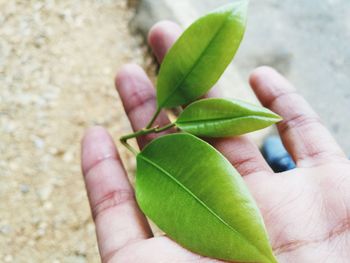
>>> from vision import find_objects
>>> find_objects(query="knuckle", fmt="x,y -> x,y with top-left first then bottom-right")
266,90 -> 296,109
278,113 -> 321,135
92,189 -> 135,221
126,88 -> 156,115
224,147 -> 262,175
231,155 -> 263,175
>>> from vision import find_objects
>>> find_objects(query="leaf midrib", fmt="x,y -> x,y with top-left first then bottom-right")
138,154 -> 269,261
159,12 -> 231,108
176,114 -> 279,125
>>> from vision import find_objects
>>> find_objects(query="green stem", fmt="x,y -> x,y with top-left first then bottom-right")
120,122 -> 176,155
154,122 -> 176,133
120,139 -> 138,156
146,107 -> 161,129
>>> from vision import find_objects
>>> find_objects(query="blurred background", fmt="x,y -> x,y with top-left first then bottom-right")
0,0 -> 349,262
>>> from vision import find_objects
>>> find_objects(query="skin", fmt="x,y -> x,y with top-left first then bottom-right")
80,21 -> 350,263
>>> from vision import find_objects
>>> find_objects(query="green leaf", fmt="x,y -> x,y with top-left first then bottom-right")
136,133 -> 276,263
156,1 -> 248,108
176,98 -> 282,137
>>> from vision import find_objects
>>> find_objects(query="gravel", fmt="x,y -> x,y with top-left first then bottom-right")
0,0 -> 154,261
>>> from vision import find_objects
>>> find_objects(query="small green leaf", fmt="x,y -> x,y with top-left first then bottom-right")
176,98 -> 282,137
156,1 -> 248,108
136,133 -> 276,263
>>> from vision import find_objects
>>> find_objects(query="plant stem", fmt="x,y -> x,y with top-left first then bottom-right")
120,139 -> 138,156
154,122 -> 176,133
146,107 -> 161,129
119,122 -> 175,154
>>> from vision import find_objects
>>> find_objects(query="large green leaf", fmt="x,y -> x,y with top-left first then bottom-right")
176,98 -> 282,137
136,133 -> 276,263
156,1 -> 248,108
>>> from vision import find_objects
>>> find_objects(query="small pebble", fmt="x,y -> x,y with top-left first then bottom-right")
63,151 -> 74,163
0,225 -> 12,235
43,201 -> 53,210
19,184 -> 30,194
32,136 -> 45,149
36,228 -> 46,237
37,185 -> 53,201
64,255 -> 86,263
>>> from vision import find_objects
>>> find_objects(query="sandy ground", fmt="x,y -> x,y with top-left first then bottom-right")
0,1 -> 154,262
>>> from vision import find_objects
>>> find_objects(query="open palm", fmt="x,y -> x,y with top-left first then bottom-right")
81,21 -> 350,263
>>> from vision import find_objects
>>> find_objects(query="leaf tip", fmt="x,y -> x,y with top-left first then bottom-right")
273,113 -> 283,123
216,0 -> 249,29
231,0 -> 250,15
265,108 -> 283,123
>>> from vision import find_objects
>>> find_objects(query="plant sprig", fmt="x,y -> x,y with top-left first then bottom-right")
120,122 -> 175,155
119,1 -> 279,262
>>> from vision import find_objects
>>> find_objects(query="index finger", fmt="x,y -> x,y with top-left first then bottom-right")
81,127 -> 152,262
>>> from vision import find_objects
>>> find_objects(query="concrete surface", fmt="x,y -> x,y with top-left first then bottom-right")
132,0 -> 350,153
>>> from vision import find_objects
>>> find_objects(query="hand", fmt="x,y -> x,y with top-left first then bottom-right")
81,21 -> 350,263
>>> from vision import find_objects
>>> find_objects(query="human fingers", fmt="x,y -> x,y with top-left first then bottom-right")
115,64 -> 174,149
210,137 -> 273,176
250,66 -> 347,167
81,127 -> 152,262
109,236 -> 223,263
148,20 -> 272,176
148,20 -> 182,63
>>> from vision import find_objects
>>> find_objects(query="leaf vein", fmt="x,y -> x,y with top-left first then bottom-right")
177,115 -> 279,125
159,13 -> 231,108
138,154 -> 267,259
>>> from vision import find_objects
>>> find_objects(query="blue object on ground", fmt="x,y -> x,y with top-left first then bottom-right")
262,135 -> 296,173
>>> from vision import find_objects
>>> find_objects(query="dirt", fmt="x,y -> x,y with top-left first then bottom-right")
0,1 -> 154,262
